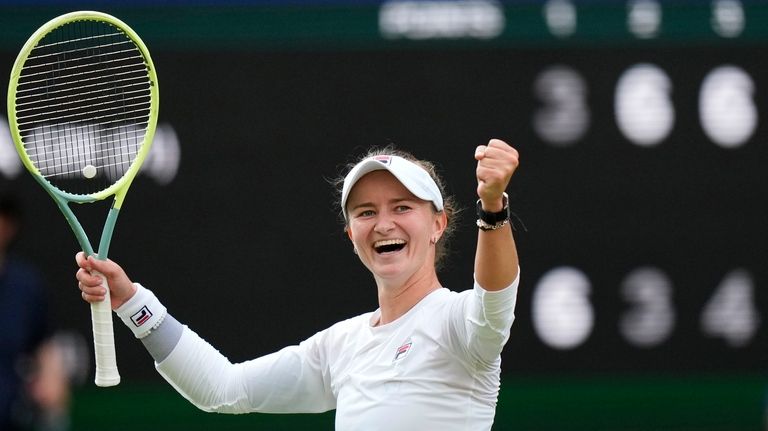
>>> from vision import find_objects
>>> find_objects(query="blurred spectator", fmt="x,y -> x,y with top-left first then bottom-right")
0,192 -> 72,431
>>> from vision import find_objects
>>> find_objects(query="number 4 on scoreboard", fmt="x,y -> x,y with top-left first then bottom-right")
700,269 -> 760,347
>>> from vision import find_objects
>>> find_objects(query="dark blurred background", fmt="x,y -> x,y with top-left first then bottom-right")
1,1 -> 766,430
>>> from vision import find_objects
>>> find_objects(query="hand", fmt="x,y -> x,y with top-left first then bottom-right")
475,139 -> 519,211
75,252 -> 136,310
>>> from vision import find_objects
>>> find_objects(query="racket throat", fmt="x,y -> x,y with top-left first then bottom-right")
96,207 -> 121,261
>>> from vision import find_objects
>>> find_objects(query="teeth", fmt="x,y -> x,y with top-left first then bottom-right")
374,239 -> 406,248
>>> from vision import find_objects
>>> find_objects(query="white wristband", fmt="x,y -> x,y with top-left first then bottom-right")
115,283 -> 167,339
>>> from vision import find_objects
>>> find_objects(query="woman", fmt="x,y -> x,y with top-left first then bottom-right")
76,138 -> 520,430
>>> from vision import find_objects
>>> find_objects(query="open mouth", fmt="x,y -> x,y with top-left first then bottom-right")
374,239 -> 407,254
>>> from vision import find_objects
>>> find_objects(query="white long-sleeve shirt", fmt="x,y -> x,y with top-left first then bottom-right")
151,274 -> 518,430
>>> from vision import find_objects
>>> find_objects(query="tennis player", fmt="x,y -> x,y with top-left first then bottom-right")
76,138 -> 520,430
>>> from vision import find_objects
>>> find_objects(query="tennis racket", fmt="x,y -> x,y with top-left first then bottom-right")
7,11 -> 159,387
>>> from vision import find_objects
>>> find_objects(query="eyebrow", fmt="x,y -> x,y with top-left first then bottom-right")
348,197 -> 418,213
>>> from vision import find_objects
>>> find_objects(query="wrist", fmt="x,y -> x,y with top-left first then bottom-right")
479,196 -> 505,212
112,283 -> 138,310
115,283 -> 167,339
476,192 -> 510,231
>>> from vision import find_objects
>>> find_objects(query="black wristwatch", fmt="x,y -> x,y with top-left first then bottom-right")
476,192 -> 510,231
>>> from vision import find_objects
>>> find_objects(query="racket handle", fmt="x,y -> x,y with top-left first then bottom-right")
90,270 -> 120,387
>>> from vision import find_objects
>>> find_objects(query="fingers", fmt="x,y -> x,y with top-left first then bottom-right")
76,252 -> 119,278
481,139 -> 518,165
76,264 -> 107,303
76,267 -> 101,286
75,254 -> 108,286
474,145 -> 487,161
74,252 -> 136,309
75,251 -> 89,269
79,280 -> 107,303
475,139 -> 516,160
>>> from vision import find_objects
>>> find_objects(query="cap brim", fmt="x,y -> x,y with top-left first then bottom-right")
341,156 -> 443,219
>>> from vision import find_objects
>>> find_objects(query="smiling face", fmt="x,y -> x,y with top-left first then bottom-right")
345,170 -> 447,288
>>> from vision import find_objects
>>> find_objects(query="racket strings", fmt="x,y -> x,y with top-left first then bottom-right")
16,65 -> 147,96
19,42 -> 136,70
15,80 -> 148,108
14,19 -> 152,195
31,31 -> 124,50
23,113 -> 150,138
25,141 -> 147,178
20,114 -> 149,175
23,126 -> 147,173
18,50 -> 142,83
17,96 -> 151,126
54,158 -> 145,179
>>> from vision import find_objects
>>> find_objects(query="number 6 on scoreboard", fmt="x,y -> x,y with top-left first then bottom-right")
7,11 -> 159,387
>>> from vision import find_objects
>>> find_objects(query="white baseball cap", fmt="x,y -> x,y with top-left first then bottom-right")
341,155 -> 444,220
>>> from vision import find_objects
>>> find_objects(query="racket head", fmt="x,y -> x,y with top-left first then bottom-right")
7,11 -> 159,208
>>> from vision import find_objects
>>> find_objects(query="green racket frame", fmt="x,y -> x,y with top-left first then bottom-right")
7,10 -> 159,387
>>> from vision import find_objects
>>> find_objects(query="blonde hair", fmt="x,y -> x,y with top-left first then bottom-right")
333,146 -> 461,270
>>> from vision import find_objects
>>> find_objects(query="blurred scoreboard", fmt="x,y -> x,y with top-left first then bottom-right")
0,0 -> 766,380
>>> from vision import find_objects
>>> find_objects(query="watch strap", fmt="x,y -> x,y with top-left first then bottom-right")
476,192 -> 510,224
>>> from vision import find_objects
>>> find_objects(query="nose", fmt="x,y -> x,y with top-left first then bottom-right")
374,214 -> 395,234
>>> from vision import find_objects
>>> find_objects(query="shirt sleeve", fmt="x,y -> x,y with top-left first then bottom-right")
449,268 -> 519,366
154,325 -> 336,414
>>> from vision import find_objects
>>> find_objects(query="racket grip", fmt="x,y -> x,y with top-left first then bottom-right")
90,271 -> 120,387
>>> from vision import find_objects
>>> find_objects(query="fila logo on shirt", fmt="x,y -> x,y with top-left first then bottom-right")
393,341 -> 413,362
130,306 -> 153,327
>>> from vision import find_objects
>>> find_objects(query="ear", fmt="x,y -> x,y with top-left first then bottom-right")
345,226 -> 353,242
432,210 -> 447,241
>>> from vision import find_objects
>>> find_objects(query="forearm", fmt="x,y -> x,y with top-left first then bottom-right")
472,269 -> 519,332
457,271 -> 519,364
474,197 -> 519,291
156,327 -> 336,414
140,313 -> 183,362
115,284 -> 334,414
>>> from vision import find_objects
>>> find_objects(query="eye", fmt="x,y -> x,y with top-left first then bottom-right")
356,209 -> 375,218
395,205 -> 412,213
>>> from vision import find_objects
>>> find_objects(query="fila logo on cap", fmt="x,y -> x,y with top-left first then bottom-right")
372,155 -> 392,165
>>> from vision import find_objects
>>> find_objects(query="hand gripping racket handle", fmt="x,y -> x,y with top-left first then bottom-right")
91,270 -> 120,387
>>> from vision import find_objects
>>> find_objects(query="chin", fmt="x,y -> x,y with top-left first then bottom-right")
370,264 -> 410,282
